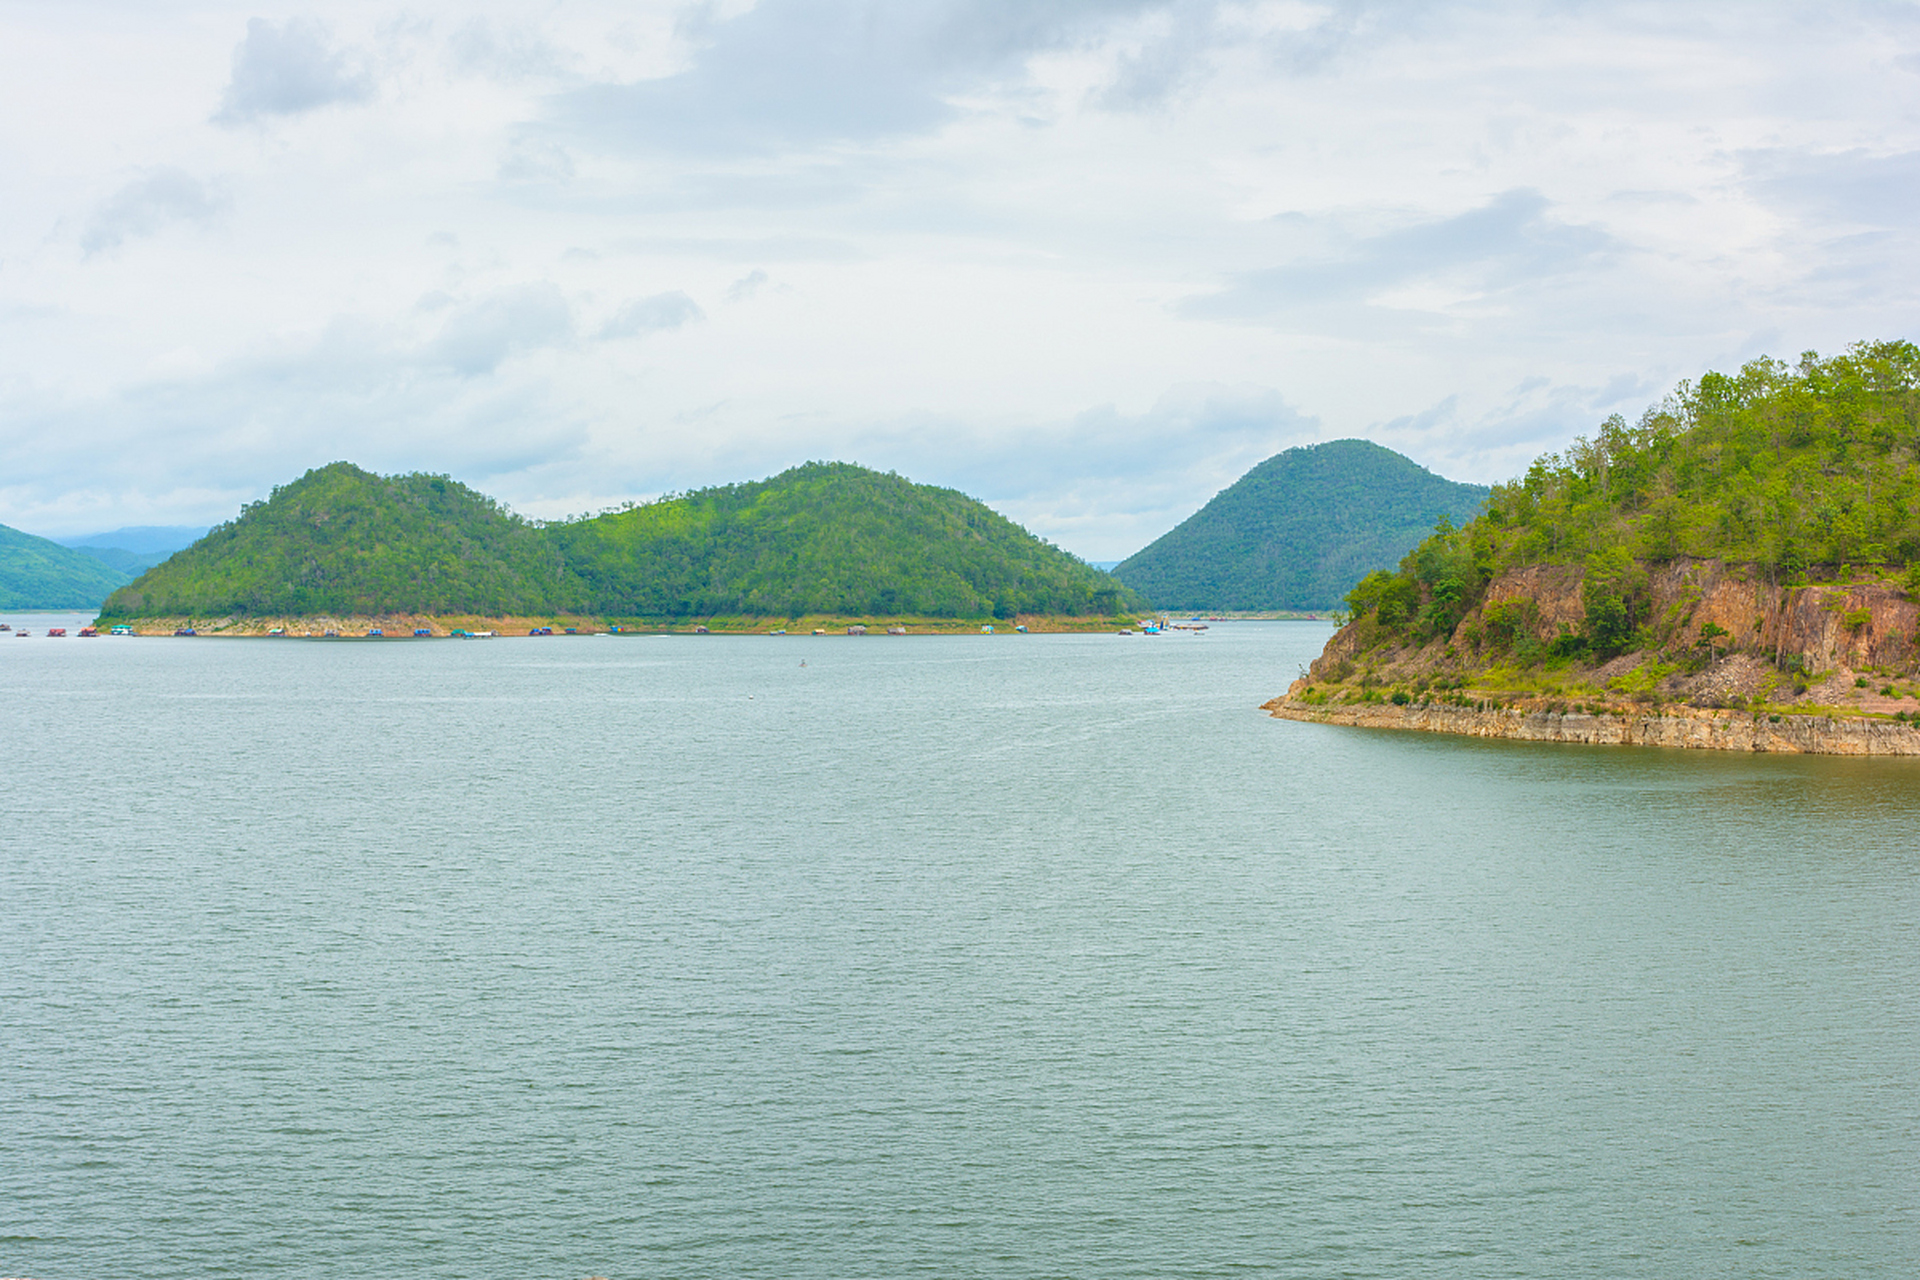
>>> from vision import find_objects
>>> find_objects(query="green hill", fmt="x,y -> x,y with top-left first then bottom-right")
100,459 -> 1145,622
101,463 -> 588,619
1111,439 -> 1490,610
1,523 -> 131,609
1342,339 -> 1920,657
548,461 -> 1142,619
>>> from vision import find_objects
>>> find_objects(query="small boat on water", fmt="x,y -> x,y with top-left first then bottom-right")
887,625 -> 906,635
110,625 -> 134,636
78,627 -> 97,637
267,627 -> 285,636
15,630 -> 30,637
47,627 -> 67,637
367,628 -> 384,637
173,627 -> 196,636
414,628 -> 432,637
529,626 -> 553,635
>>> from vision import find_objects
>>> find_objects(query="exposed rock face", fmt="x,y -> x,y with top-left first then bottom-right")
1263,697 -> 1920,756
1309,558 -> 1919,685
1277,557 -> 1920,755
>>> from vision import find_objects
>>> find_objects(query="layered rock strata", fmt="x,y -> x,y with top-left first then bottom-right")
1263,697 -> 1920,755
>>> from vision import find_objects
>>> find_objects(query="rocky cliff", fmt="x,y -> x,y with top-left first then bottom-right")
1270,558 -> 1920,754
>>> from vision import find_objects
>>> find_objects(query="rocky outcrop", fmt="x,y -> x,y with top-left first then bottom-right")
1279,557 -> 1920,754
1263,696 -> 1920,756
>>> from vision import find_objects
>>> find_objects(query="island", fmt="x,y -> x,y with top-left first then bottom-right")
97,460 -> 1147,635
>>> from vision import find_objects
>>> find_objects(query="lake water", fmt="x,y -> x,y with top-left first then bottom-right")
4,621 -> 1917,1279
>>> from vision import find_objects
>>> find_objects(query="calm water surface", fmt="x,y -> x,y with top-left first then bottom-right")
3,622 -> 1917,1279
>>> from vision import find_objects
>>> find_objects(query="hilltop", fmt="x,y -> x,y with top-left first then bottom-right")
549,462 -> 1138,620
1110,440 -> 1489,611
100,460 -> 1144,626
1267,340 -> 1920,753
1,523 -> 132,609
101,464 -> 588,620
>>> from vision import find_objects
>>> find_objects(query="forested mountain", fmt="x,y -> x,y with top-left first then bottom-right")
1111,440 -> 1490,610
548,462 -> 1140,618
1343,340 -> 1920,657
0,523 -> 132,608
101,463 -> 587,619
100,460 -> 1143,621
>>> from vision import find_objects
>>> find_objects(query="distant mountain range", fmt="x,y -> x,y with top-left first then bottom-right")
1110,440 -> 1490,611
55,526 -> 211,576
0,524 -> 209,609
101,461 -> 1144,622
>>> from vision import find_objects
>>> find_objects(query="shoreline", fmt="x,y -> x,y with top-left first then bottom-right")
90,611 -> 1148,637
1263,695 -> 1920,756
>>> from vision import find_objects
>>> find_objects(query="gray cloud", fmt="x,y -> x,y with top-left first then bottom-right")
499,136 -> 576,184
555,0 -> 1175,154
80,169 -> 227,256
1184,190 -> 1615,327
1742,147 -> 1920,228
447,17 -> 572,82
597,292 -> 705,339
725,270 -> 770,302
423,285 -> 575,374
214,16 -> 373,125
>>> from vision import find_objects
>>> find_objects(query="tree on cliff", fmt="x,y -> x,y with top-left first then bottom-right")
1343,339 -> 1920,656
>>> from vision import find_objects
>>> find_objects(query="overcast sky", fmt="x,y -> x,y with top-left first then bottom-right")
4,1 -> 1918,557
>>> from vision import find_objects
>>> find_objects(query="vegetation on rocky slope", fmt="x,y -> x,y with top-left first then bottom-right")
1111,439 -> 1489,611
1289,342 -> 1920,724
1341,340 -> 1920,662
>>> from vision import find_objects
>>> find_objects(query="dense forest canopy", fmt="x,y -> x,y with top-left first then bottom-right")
101,463 -> 588,618
550,462 -> 1141,618
101,460 -> 1143,621
1345,340 -> 1920,654
1111,439 -> 1489,611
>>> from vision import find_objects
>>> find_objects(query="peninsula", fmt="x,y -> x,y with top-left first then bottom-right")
1266,340 -> 1920,754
